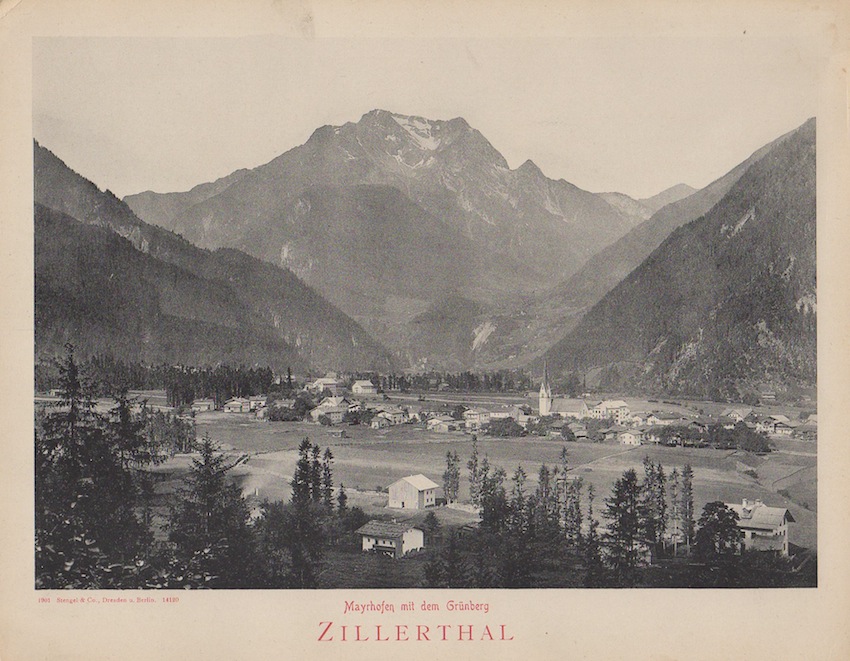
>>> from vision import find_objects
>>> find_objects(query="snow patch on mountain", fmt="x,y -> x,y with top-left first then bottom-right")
472,321 -> 497,351
391,114 -> 441,151
722,206 -> 755,237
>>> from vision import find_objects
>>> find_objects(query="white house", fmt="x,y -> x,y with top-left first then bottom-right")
355,520 -> 425,558
463,408 -> 491,431
191,399 -> 215,412
381,406 -> 408,425
725,498 -> 795,556
223,397 -> 250,413
351,380 -> 378,395
618,429 -> 644,446
388,474 -> 439,509
309,396 -> 352,422
646,411 -> 687,426
596,400 -> 631,423
308,373 -> 342,395
427,416 -> 458,433
310,405 -> 347,424
721,407 -> 754,423
753,416 -> 777,434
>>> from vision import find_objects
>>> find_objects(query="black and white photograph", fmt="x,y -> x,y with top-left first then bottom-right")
3,0 -> 850,658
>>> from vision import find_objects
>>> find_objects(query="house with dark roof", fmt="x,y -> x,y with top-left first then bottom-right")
793,422 -> 817,441
725,498 -> 795,556
771,419 -> 797,436
355,520 -> 424,558
568,422 -> 588,440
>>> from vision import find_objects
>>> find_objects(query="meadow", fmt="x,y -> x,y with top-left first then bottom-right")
185,409 -> 817,550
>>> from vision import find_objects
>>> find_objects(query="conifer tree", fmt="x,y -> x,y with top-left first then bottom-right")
337,483 -> 348,514
640,456 -> 667,557
680,464 -> 696,549
583,484 -> 605,587
36,345 -> 149,585
509,466 -> 528,535
668,467 -> 681,555
564,477 -> 584,549
321,448 -> 334,512
466,435 -> 481,506
424,531 -> 469,587
168,434 -> 254,587
310,444 -> 322,502
603,468 -> 645,585
443,450 -> 460,503
695,501 -> 741,559
291,437 -> 313,505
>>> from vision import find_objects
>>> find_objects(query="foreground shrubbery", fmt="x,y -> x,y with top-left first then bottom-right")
35,347 -> 366,589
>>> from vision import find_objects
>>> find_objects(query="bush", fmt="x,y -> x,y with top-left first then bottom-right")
487,417 -> 526,437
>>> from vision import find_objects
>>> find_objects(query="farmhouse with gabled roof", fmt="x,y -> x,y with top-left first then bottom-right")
725,498 -> 795,556
388,474 -> 439,509
355,520 -> 424,558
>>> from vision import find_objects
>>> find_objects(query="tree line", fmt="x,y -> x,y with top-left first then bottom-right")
428,438 -> 804,587
36,353 -> 276,409
35,345 -> 365,589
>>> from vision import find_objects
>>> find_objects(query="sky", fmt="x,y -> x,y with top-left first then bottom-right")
32,34 -> 821,199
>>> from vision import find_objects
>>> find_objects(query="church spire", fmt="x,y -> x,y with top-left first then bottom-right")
539,360 -> 552,416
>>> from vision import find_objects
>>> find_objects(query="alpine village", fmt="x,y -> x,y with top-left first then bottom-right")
35,110 -> 816,589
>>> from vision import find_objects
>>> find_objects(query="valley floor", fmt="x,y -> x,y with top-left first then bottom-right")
152,401 -> 817,551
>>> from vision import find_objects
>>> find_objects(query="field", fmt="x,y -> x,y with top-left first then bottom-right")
174,407 -> 817,550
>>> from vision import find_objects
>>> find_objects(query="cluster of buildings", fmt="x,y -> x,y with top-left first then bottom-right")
353,474 -> 797,559
535,367 -> 816,445
188,373 -> 383,420
307,394 -> 413,428
354,474 -> 439,558
720,407 -> 816,438
189,368 -> 815,445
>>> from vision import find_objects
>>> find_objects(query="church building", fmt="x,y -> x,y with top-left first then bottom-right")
538,363 -> 590,418
539,362 -> 553,416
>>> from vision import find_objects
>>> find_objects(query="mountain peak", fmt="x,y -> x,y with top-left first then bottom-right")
388,113 -> 442,150
517,159 -> 544,176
